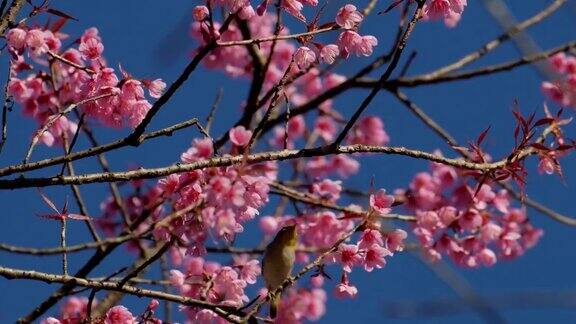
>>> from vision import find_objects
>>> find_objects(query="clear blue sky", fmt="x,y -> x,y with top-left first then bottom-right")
0,1 -> 575,323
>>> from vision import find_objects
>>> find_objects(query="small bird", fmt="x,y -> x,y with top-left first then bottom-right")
262,224 -> 298,319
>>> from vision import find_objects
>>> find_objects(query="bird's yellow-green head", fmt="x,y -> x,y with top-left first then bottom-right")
275,224 -> 298,247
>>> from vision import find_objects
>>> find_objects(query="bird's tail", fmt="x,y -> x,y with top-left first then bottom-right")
269,292 -> 280,319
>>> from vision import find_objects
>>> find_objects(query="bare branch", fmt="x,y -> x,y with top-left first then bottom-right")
0,144 -> 538,189
0,266 -> 242,322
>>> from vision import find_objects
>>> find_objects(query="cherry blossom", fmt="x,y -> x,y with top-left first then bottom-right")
542,52 -> 576,108
294,46 -> 316,70
370,189 -> 395,215
335,4 -> 363,29
403,161 -> 544,267
229,125 -> 253,146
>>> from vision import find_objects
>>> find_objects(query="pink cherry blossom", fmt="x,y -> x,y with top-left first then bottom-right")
6,28 -> 27,50
330,155 -> 360,178
480,223 -> 503,242
538,155 -> 556,175
311,179 -> 342,201
349,116 -> 389,145
335,4 -> 363,29
424,0 -> 467,27
320,44 -> 340,64
358,229 -> 384,249
79,37 -> 104,60
169,269 -> 186,286
337,30 -> 378,57
26,29 -> 48,54
357,35 -> 378,56
363,244 -> 392,272
370,189 -> 394,215
259,215 -> 280,235
315,115 -> 337,141
550,52 -> 567,73
294,46 -> 316,70
336,244 -> 362,272
233,255 -> 261,284
281,0 -> 306,21
105,306 -> 135,324
475,249 -> 495,267
229,125 -> 253,146
334,273 -> 358,299
143,79 -> 166,98
386,229 -> 407,252
403,160 -> 542,268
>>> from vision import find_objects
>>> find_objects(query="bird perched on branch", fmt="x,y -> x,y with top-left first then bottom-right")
262,224 -> 298,319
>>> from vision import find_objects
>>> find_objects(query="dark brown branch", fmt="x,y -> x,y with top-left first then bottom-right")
0,118 -> 203,177
413,0 -> 566,80
356,41 -> 576,88
0,62 -> 12,154
333,1 -> 425,145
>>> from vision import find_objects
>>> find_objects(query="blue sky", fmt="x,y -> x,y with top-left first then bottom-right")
0,0 -> 575,323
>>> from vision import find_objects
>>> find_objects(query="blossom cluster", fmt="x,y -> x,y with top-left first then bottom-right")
5,25 -> 165,147
158,137 -> 276,251
190,3 -> 377,90
542,52 -> 576,108
192,2 -> 377,71
399,160 -> 543,267
168,253 -> 260,322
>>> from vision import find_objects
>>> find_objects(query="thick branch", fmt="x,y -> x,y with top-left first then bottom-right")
0,266 -> 241,322
0,144 -> 536,189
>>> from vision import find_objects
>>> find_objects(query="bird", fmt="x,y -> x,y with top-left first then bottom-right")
262,224 -> 298,319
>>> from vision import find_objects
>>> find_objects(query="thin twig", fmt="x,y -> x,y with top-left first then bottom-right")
23,92 -> 116,164
60,218 -> 67,276
205,88 -> 223,135
47,50 -> 95,74
270,181 -> 415,222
